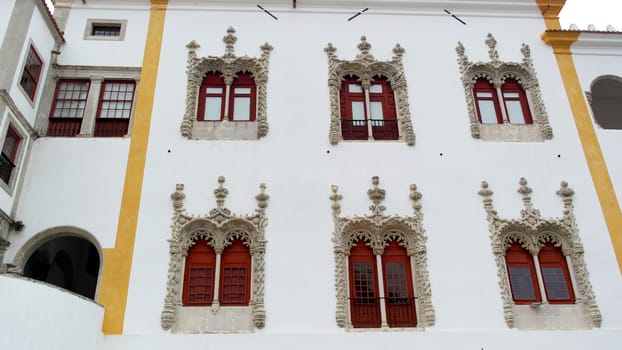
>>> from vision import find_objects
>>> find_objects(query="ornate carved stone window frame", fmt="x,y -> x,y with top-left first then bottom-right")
181,27 -> 272,140
161,177 -> 269,332
456,34 -> 553,141
478,178 -> 601,329
330,177 -> 434,329
325,36 -> 415,146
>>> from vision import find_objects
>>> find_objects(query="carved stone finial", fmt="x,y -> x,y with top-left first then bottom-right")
358,36 -> 371,55
556,180 -> 575,212
324,42 -> 337,58
186,40 -> 200,58
517,177 -> 534,208
456,41 -> 465,58
260,42 -> 273,55
521,43 -> 531,60
409,184 -> 422,212
330,185 -> 342,217
223,26 -> 237,58
255,183 -> 269,211
478,181 -> 493,197
214,176 -> 229,209
171,184 -> 186,211
367,176 -> 386,216
485,33 -> 499,62
392,44 -> 405,60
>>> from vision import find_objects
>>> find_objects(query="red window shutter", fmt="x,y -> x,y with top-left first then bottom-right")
505,243 -> 541,304
348,240 -> 381,328
220,239 -> 251,305
501,79 -> 533,124
183,239 -> 216,306
473,78 -> 503,124
197,73 -> 226,121
339,76 -> 368,140
369,76 -> 398,140
229,72 -> 257,121
538,243 -> 575,304
382,240 -> 416,327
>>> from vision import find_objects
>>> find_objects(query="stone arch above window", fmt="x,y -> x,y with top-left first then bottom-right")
181,27 -> 273,140
478,178 -> 601,329
330,177 -> 434,330
456,33 -> 552,142
588,75 -> 622,129
161,177 -> 269,333
324,36 -> 415,146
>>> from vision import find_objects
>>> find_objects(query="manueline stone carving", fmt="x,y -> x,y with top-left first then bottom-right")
330,177 -> 434,329
181,27 -> 272,140
161,177 -> 269,331
478,178 -> 601,328
325,37 -> 415,146
456,33 -> 553,140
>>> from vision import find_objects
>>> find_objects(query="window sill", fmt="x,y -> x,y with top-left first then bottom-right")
512,303 -> 592,329
345,325 -> 424,332
478,123 -> 544,142
172,305 -> 254,333
190,120 -> 258,140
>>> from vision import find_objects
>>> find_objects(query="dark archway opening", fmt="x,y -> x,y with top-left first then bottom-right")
23,236 -> 100,299
591,77 -> 622,129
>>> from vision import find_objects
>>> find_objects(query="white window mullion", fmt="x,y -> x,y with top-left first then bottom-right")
532,255 -> 548,303
212,252 -> 222,307
223,85 -> 231,121
565,255 -> 579,300
496,86 -> 509,123
364,88 -> 373,140
375,254 -> 388,328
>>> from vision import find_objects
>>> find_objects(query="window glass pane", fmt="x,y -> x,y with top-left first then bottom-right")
232,97 -> 251,121
234,88 -> 251,94
206,88 -> 222,94
221,267 -> 247,303
353,262 -> 375,302
503,92 -> 520,98
370,102 -> 384,119
204,97 -> 222,121
349,84 -> 363,93
542,267 -> 570,300
505,100 -> 526,124
187,267 -> 213,303
508,267 -> 536,299
351,101 -> 365,120
477,100 -> 499,124
385,262 -> 408,301
476,92 -> 493,98
369,84 -> 383,93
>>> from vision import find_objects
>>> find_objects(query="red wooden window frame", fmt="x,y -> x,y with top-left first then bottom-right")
369,76 -> 398,140
473,78 -> 503,124
339,76 -> 368,140
197,73 -> 226,121
47,79 -> 90,137
538,243 -> 575,304
348,240 -> 381,328
20,45 -> 43,101
229,72 -> 257,121
501,79 -> 533,124
94,80 -> 135,137
505,243 -> 541,304
0,126 -> 21,185
183,239 -> 216,306
219,239 -> 251,306
382,240 -> 416,327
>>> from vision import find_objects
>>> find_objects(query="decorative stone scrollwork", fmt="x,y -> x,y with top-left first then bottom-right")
330,177 -> 434,329
478,178 -> 601,329
325,37 -> 415,146
456,33 -> 553,141
161,177 -> 269,331
181,27 -> 272,140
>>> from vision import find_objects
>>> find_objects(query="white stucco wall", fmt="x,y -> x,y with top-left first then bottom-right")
0,0 -> 16,43
0,275 -> 104,350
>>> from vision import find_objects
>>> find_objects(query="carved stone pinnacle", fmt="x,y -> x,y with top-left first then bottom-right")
214,176 -> 229,209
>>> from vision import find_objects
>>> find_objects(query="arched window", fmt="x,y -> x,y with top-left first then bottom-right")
538,243 -> 575,304
182,239 -> 216,306
220,239 -> 251,305
505,243 -> 541,304
501,79 -> 532,124
473,78 -> 502,124
590,77 -> 622,129
348,240 -> 380,328
229,73 -> 256,121
197,73 -> 226,121
382,240 -> 416,327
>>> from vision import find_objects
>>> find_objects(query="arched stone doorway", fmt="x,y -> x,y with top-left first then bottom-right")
14,227 -> 102,300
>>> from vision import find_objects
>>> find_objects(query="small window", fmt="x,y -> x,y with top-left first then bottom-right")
47,79 -> 90,137
19,45 -> 43,101
92,24 -> 121,37
84,19 -> 127,41
0,126 -> 21,185
94,80 -> 135,137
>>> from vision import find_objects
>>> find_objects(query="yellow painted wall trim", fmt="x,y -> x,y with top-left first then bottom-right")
99,0 -> 168,334
541,27 -> 622,272
535,0 -> 565,29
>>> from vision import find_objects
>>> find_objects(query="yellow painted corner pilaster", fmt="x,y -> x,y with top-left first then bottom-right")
99,0 -> 168,334
541,29 -> 622,273
535,0 -> 565,29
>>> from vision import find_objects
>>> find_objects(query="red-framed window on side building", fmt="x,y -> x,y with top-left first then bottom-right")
19,45 -> 43,101
0,126 -> 21,185
47,79 -> 90,137
94,81 -> 135,137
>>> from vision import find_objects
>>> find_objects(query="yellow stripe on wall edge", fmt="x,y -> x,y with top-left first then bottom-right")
537,0 -> 622,273
99,0 -> 168,334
